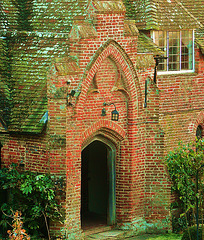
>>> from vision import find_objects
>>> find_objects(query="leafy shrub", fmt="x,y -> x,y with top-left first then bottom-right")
181,226 -> 202,240
165,139 -> 204,232
0,164 -> 65,238
172,214 -> 187,233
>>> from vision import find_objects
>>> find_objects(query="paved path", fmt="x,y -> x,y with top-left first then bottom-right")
126,234 -> 161,239
85,230 -> 165,240
85,230 -> 182,240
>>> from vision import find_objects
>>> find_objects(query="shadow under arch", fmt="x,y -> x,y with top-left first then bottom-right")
76,39 -> 142,118
81,134 -> 118,229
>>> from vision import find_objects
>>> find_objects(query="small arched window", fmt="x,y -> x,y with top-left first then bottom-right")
196,125 -> 203,140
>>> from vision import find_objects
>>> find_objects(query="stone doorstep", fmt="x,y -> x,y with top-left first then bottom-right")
84,226 -> 113,236
84,229 -> 135,240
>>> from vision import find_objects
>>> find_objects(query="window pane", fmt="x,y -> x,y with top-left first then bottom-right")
168,32 -> 180,71
154,31 -> 167,71
181,30 -> 193,70
153,30 -> 194,72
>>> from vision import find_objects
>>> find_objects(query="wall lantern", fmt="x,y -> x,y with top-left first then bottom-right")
102,102 -> 119,121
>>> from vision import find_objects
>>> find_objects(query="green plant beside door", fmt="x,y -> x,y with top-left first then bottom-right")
165,139 -> 204,239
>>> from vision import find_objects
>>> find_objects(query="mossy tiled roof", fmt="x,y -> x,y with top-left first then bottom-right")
0,0 -> 87,133
195,28 -> 204,54
124,0 -> 201,30
7,34 -> 70,133
179,0 -> 204,26
1,0 -> 88,32
31,0 -> 88,33
91,0 -> 126,13
0,0 -> 204,133
124,20 -> 139,36
137,32 -> 164,55
0,80 -> 10,130
0,38 -> 10,130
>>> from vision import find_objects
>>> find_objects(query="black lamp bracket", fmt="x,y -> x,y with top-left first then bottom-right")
103,102 -> 117,110
153,55 -> 168,84
67,89 -> 80,106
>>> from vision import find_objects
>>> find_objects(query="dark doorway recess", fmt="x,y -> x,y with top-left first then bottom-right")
81,140 -> 109,229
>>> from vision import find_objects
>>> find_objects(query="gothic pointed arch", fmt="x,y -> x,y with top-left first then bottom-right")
76,39 -> 142,119
81,119 -> 126,149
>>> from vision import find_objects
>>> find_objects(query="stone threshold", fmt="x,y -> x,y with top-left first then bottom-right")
84,228 -> 135,240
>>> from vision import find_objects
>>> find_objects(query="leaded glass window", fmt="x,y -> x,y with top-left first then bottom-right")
153,30 -> 194,72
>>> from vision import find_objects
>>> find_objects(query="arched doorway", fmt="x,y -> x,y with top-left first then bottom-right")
81,140 -> 116,229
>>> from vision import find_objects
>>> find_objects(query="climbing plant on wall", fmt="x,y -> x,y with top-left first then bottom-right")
165,139 -> 204,232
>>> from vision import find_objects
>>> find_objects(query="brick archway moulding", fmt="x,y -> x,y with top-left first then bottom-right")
81,119 -> 126,148
76,39 -> 142,118
189,110 -> 204,135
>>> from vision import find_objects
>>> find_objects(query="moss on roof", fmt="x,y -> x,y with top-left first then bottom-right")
123,0 -> 201,30
0,80 -> 11,129
137,32 -> 164,55
195,28 -> 204,54
31,0 -> 88,33
7,33 -> 70,133
0,38 -> 8,78
91,0 -> 126,13
0,38 -> 10,129
0,0 -> 88,133
179,0 -> 204,26
0,0 -> 204,133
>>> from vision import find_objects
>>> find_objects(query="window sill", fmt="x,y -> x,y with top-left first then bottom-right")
157,70 -> 195,75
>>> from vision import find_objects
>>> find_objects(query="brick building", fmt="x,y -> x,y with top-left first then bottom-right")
0,0 -> 204,239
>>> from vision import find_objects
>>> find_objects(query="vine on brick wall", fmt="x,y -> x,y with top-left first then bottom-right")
165,139 -> 204,232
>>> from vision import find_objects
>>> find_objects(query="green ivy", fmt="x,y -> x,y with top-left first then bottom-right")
165,139 -> 204,232
0,164 -> 65,238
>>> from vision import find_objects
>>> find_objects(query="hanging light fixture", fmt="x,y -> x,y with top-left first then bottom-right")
102,102 -> 119,121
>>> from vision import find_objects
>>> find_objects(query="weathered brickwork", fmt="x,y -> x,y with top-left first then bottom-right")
47,6 -> 170,238
157,48 -> 204,154
0,133 -> 48,173
0,0 -> 204,239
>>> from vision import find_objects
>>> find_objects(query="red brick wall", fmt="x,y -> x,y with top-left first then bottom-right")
0,133 -> 48,173
4,5 -> 204,239
59,10 -> 171,237
157,47 -> 204,154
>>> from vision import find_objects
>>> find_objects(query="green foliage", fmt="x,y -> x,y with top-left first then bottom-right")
181,226 -> 202,240
172,214 -> 187,233
0,164 -> 65,238
165,139 -> 204,231
150,233 -> 182,240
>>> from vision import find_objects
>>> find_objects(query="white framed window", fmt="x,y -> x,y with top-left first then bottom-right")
153,30 -> 194,74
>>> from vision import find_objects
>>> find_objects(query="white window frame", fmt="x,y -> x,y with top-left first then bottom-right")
152,30 -> 195,75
